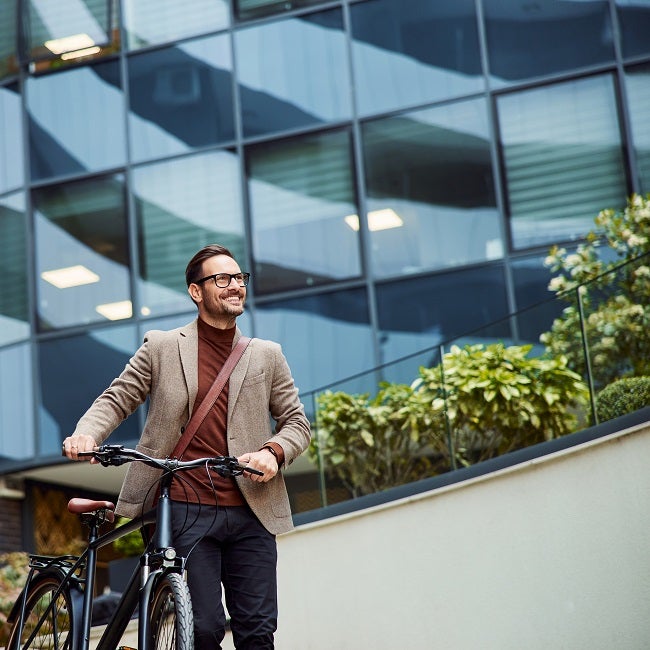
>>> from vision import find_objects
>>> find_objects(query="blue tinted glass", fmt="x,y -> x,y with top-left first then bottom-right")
254,288 -> 373,397
124,0 -> 230,50
247,130 -> 361,294
33,175 -> 131,330
0,83 -> 23,193
361,98 -> 501,279
236,9 -> 352,137
498,75 -> 627,250
376,265 -> 510,363
625,63 -> 650,193
128,35 -> 235,163
27,61 -> 126,181
235,0 -> 322,21
484,0 -> 614,88
616,0 -> 650,58
133,151 -> 246,317
39,325 -> 141,454
0,343 -> 35,460
350,0 -> 483,117
0,191 -> 29,345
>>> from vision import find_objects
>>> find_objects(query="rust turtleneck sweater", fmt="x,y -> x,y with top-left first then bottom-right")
169,318 -> 245,506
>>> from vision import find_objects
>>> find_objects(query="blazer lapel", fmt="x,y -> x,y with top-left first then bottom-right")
178,320 -> 199,414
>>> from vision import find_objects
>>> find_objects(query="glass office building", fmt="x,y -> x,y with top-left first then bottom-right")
1,0 -> 649,472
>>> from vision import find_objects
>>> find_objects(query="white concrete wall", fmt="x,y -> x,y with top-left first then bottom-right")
273,421 -> 650,650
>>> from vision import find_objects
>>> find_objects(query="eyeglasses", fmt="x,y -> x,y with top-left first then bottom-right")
195,272 -> 251,288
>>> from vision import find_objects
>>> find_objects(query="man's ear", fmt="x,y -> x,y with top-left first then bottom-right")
188,283 -> 202,303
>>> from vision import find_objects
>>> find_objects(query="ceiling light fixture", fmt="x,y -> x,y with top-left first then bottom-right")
44,33 -> 96,55
345,208 -> 404,232
41,265 -> 100,289
96,300 -> 133,321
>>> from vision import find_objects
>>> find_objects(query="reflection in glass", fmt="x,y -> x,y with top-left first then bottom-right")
0,1 -> 18,79
0,343 -> 34,459
0,84 -> 24,193
33,175 -> 131,330
254,288 -> 373,401
124,0 -> 229,50
498,75 -> 627,250
134,151 -> 245,317
38,325 -> 141,454
128,35 -> 235,163
26,0 -> 119,69
625,64 -> 650,194
350,0 -> 483,117
484,0 -> 614,87
0,191 -> 29,345
361,99 -> 501,279
235,9 -> 351,137
235,0 -> 322,21
27,61 -> 126,181
247,130 -> 361,294
376,265 -> 510,364
616,0 -> 650,59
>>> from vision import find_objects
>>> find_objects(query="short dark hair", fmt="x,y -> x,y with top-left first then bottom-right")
185,244 -> 236,287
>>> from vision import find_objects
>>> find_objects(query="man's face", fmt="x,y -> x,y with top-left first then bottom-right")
190,254 -> 246,326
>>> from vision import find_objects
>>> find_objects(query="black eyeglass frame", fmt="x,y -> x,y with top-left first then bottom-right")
194,272 -> 251,288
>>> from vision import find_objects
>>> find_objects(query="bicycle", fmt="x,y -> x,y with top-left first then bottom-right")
5,444 -> 263,650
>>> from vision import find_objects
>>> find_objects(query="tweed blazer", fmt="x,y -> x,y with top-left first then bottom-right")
72,320 -> 311,535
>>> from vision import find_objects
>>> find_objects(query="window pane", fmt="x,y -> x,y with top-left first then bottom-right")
128,35 -> 234,163
247,130 -> 360,294
124,0 -> 229,50
27,61 -> 126,181
134,151 -> 245,317
235,0 -> 322,21
376,265 -> 510,363
361,98 -> 501,279
235,9 -> 352,138
0,191 -> 29,345
26,0 -> 120,70
0,1 -> 19,80
625,63 -> 650,194
0,343 -> 35,460
497,75 -> 628,250
33,175 -> 131,330
484,0 -> 614,87
616,0 -> 650,59
350,0 -> 483,117
39,326 -> 141,454
255,288 -> 373,398
0,83 -> 23,193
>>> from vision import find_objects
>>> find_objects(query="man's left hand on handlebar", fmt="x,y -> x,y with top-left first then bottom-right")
62,435 -> 99,463
237,449 -> 278,483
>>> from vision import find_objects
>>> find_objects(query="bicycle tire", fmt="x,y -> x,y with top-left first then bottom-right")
148,572 -> 193,650
6,574 -> 73,650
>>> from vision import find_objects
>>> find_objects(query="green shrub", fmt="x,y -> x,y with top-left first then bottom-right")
112,517 -> 145,557
596,376 -> 650,422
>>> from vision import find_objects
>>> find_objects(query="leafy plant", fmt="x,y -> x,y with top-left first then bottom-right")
596,376 -> 650,423
309,382 -> 448,498
311,343 -> 589,495
415,343 -> 589,466
112,517 -> 145,557
0,552 -> 29,646
542,194 -> 650,389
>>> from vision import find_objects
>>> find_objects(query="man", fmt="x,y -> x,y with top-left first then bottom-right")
62,244 -> 311,649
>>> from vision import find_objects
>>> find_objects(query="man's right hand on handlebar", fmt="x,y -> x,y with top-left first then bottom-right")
62,435 -> 99,463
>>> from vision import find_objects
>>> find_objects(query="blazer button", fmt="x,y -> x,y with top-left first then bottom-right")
180,426 -> 185,433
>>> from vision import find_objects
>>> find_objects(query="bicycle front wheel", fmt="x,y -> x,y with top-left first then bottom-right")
148,572 -> 193,650
6,574 -> 73,650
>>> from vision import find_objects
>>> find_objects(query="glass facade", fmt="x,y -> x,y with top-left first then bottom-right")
1,0 -> 649,464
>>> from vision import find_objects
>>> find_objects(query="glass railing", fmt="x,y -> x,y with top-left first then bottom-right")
293,251 -> 650,514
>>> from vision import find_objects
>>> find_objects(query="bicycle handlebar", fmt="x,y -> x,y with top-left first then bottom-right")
77,444 -> 264,477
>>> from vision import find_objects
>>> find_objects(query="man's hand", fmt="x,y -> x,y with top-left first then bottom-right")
237,449 -> 279,483
62,435 -> 98,463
